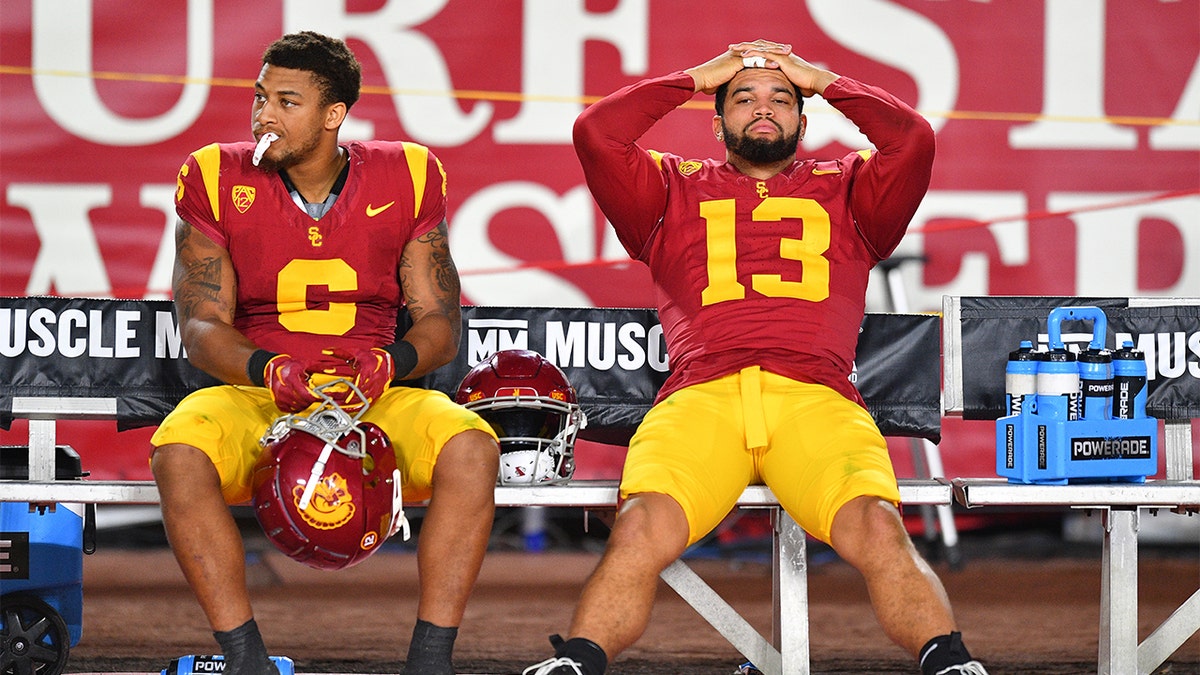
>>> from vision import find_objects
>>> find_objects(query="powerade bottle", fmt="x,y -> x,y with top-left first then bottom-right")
1078,348 -> 1113,420
1037,347 -> 1079,420
1112,341 -> 1147,419
1005,340 -> 1040,416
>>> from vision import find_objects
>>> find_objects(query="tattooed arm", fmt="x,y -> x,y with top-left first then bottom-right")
172,218 -> 260,384
397,220 -> 463,379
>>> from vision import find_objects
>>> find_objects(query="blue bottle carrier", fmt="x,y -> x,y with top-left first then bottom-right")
1,444 -> 91,675
996,306 -> 1158,484
162,654 -> 296,675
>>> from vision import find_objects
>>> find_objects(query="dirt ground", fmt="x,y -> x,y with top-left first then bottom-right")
49,506 -> 1200,675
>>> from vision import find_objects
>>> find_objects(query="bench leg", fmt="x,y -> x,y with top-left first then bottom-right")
1099,507 -> 1138,675
27,419 -> 58,481
774,509 -> 811,675
657,506 -> 813,675
911,439 -> 962,568
659,559 -> 782,674
1139,588 -> 1200,674
1164,419 -> 1195,481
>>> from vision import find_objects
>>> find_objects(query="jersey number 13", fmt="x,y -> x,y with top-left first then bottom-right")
699,197 -> 831,306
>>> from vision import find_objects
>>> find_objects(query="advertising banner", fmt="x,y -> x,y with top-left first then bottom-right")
951,296 -> 1200,420
1,297 -> 941,442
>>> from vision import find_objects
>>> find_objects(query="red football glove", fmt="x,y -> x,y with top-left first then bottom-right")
322,347 -> 395,406
263,354 -> 320,413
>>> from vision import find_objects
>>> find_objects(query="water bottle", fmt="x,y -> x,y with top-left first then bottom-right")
1077,348 -> 1113,420
1005,340 -> 1041,416
1112,341 -> 1147,419
1037,347 -> 1079,420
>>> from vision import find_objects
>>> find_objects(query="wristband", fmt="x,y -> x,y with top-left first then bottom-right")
383,341 -> 419,381
246,349 -> 279,387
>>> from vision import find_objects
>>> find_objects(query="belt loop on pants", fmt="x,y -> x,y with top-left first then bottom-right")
739,366 -> 768,450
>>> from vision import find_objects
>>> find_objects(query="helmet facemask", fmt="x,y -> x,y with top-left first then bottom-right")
466,393 -> 584,485
454,349 -> 587,486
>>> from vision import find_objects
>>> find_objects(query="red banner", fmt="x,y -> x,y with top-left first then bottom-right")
2,1 -> 1197,481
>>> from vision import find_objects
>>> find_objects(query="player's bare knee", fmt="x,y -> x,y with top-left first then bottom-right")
151,444 -> 211,483
609,494 -> 688,559
831,496 -> 910,566
434,430 -> 500,488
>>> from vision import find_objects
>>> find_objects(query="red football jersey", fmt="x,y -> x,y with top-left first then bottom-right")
574,72 -> 935,405
174,140 -> 447,363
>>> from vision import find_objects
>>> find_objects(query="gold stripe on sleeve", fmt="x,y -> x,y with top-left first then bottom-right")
401,142 -> 429,219
192,143 -> 223,222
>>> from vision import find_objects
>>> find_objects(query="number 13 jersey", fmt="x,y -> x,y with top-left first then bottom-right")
574,72 -> 935,406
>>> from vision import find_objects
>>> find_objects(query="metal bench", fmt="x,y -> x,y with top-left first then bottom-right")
0,298 -> 953,675
0,395 -> 950,675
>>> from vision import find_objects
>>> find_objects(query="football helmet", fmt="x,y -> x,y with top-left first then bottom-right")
251,380 -> 409,571
455,349 -> 586,485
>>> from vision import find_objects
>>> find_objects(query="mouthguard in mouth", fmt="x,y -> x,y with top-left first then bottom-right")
252,132 -> 279,166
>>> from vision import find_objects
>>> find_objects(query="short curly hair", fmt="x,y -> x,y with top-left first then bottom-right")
261,31 -> 361,109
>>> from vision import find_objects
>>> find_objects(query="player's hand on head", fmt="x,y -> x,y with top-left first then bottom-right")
689,40 -> 796,94
726,40 -> 836,97
687,41 -> 767,94
731,40 -> 793,70
732,39 -> 793,61
263,354 -> 321,413
774,52 -> 838,97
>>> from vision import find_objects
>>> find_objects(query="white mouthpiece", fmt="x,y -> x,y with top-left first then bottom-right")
252,133 -> 279,166
742,56 -> 767,68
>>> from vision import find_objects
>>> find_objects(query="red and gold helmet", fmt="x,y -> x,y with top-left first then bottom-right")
455,349 -> 585,486
251,381 -> 409,570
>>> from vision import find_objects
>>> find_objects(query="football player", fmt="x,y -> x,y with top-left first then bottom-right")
150,31 -> 499,675
524,40 -> 987,675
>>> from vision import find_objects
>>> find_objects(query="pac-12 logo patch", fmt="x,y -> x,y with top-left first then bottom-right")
232,185 -> 256,214
361,531 -> 380,550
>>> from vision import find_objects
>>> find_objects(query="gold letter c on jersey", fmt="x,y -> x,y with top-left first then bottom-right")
276,259 -> 358,335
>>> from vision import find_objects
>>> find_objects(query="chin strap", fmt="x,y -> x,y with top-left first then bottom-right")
387,468 -> 411,541
297,441 -> 336,511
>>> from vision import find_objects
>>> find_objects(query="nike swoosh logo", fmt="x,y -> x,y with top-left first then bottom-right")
366,201 -> 395,217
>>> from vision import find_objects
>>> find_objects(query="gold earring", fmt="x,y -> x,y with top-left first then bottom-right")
716,132 -> 724,140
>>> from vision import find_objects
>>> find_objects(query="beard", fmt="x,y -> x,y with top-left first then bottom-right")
253,131 -> 320,174
722,120 -> 801,165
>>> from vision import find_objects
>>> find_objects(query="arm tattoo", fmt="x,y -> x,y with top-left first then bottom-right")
173,220 -> 233,323
420,222 -> 462,302
402,221 -> 462,342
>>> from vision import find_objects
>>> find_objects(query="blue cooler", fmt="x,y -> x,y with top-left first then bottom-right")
1,444 -> 89,674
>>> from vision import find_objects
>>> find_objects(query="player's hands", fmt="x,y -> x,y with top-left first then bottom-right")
687,40 -> 793,94
731,39 -> 793,65
263,354 -> 320,413
321,347 -> 395,406
763,51 -> 838,98
736,40 -> 838,97
688,40 -> 836,98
